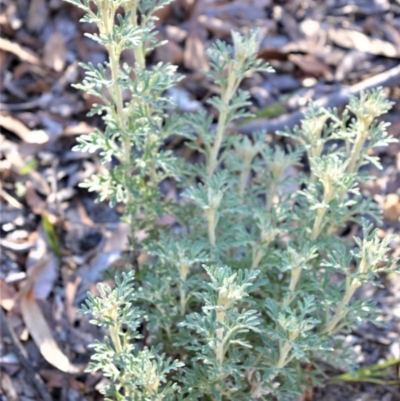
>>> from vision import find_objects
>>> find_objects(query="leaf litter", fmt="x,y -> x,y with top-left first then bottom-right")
0,0 -> 399,400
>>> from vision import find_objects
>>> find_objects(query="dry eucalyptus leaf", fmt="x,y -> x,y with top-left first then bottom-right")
154,39 -> 183,65
288,54 -> 329,77
184,1 -> 209,71
328,28 -> 400,58
335,50 -> 372,81
198,15 -> 236,38
25,225 -> 58,299
0,114 -> 49,144
383,194 -> 400,222
0,38 -> 40,65
21,290 -> 84,374
0,279 -> 17,311
25,183 -> 47,215
102,222 -> 130,253
43,31 -> 67,72
27,0 -> 48,33
184,33 -> 209,71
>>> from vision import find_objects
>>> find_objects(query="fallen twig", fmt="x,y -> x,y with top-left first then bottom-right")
239,64 -> 400,134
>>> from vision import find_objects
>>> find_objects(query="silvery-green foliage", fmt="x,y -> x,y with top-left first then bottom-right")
66,0 -> 184,233
67,0 -> 399,400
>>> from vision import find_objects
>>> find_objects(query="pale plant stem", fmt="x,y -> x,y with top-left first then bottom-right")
206,65 -> 241,256
179,284 -> 186,316
311,207 -> 326,240
164,325 -> 172,343
251,248 -> 264,270
102,4 -> 125,132
323,260 -> 366,334
207,209 -> 216,247
110,326 -> 123,353
102,1 -> 152,239
266,180 -> 277,212
178,260 -> 189,316
208,108 -> 229,177
127,0 -> 145,69
238,163 -> 251,200
216,308 -> 226,364
207,65 -> 239,177
154,303 -> 172,342
285,200 -> 326,305
277,340 -> 292,368
288,267 -> 302,292
108,50 -> 129,157
322,282 -> 358,334
102,5 -> 136,223
347,128 -> 365,176
284,202 -> 324,305
282,267 -> 302,306
337,124 -> 366,204
106,305 -> 123,353
263,338 -> 293,385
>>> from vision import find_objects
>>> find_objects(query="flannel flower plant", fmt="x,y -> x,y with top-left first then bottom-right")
66,0 -> 399,400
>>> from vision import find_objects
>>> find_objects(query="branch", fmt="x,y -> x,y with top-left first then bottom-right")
239,64 -> 400,134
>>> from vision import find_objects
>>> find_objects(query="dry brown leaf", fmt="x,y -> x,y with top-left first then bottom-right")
25,182 -> 47,215
383,194 -> 400,222
300,19 -> 321,38
79,251 -> 123,284
21,290 -> 84,374
27,0 -> 48,33
280,7 -> 302,42
0,371 -> 19,401
257,47 -> 288,61
328,28 -> 400,58
154,38 -> 184,65
184,33 -> 209,71
0,279 -> 17,311
165,25 -> 188,42
184,2 -> 209,71
103,223 -> 130,253
0,50 -> 9,70
0,113 -> 49,144
64,275 -> 82,325
67,161 -> 96,189
25,78 -> 51,94
43,31 -> 67,72
382,22 -> 400,48
153,0 -> 172,25
0,113 -> 29,138
75,198 -> 95,227
0,187 -> 24,209
198,15 -> 235,38
335,50 -> 372,81
288,54 -> 329,77
0,37 -> 40,65
63,121 -> 95,136
25,225 -> 58,300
